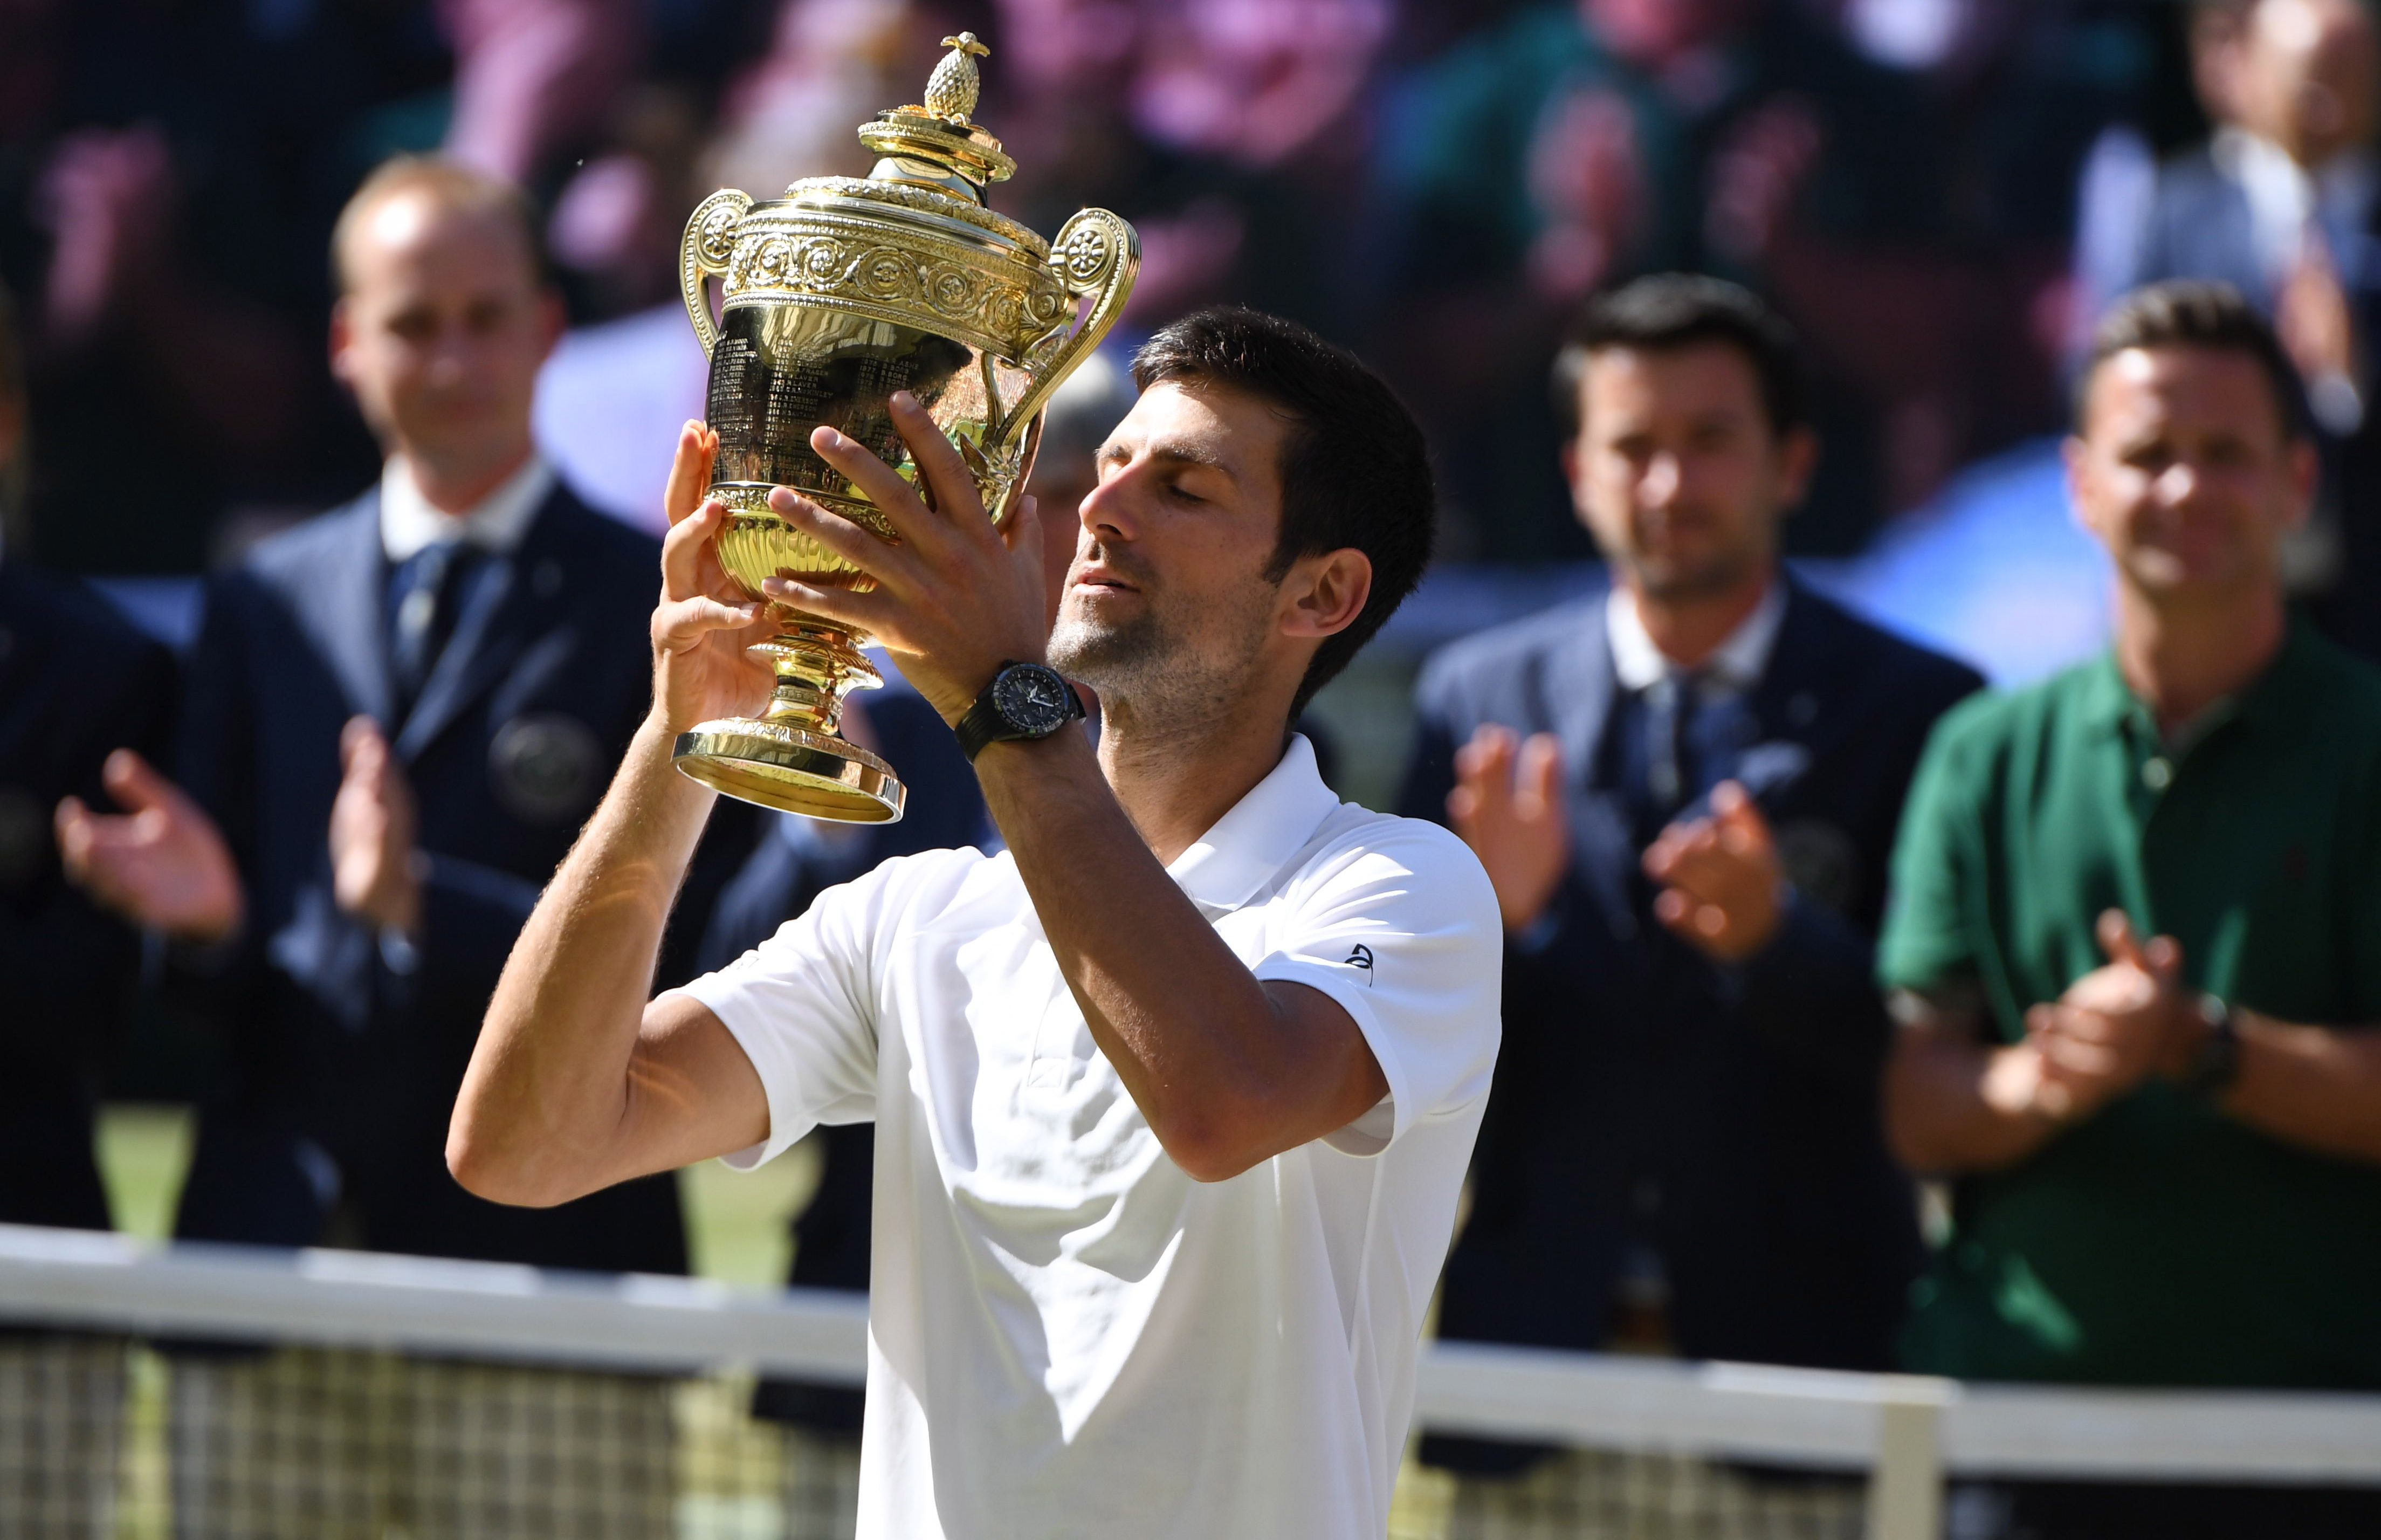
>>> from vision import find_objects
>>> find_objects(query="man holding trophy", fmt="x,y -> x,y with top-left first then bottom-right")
451,39 -> 1505,1509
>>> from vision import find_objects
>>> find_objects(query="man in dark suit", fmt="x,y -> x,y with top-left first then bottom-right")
59,156 -> 746,1538
0,279 -> 168,1540
1401,277 -> 1980,1499
0,281 -> 174,1238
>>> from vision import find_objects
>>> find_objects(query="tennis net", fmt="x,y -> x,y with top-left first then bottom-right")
6,1222 -> 2381,1540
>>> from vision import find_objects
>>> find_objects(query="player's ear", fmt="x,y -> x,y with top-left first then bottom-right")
1280,548 -> 1371,641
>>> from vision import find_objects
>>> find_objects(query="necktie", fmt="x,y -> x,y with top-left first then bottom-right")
387,539 -> 477,714
1643,668 -> 1702,816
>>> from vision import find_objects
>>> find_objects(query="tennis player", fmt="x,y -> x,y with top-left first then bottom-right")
449,308 -> 1502,1539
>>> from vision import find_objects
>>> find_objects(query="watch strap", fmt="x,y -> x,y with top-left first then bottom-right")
2181,994 -> 2242,1097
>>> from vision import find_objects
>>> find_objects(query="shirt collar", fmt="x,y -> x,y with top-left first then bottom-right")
379,452 -> 553,563
1165,734 -> 1342,913
2081,621 -> 2315,739
1605,577 -> 1785,693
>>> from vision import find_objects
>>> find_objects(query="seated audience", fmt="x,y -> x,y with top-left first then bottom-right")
1883,279 -> 2381,1539
1401,277 -> 1980,1495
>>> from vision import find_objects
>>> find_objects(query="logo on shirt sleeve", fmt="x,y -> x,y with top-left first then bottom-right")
1344,943 -> 1375,984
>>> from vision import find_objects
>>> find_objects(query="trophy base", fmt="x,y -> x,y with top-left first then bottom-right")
673,720 -> 906,823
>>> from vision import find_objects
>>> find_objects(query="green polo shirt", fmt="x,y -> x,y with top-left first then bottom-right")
1878,622 -> 2381,1388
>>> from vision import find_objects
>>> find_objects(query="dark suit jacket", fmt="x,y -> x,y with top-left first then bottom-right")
169,480 -> 751,1274
0,561 -> 174,1230
1400,577 -> 1979,1468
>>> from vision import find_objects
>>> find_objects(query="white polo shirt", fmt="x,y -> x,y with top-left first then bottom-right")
671,735 -> 1501,1540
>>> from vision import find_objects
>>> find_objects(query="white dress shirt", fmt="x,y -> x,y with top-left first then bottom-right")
378,452 -> 554,563
670,735 -> 1503,1540
1605,578 -> 1786,696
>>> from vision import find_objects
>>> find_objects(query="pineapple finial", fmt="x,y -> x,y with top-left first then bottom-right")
924,33 -> 991,125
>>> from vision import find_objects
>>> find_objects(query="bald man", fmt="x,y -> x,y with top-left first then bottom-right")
60,156 -> 751,1536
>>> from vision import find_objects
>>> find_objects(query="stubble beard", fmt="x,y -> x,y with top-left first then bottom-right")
1048,582 -> 1277,738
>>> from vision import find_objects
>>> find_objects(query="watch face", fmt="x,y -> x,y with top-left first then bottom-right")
993,664 -> 1075,736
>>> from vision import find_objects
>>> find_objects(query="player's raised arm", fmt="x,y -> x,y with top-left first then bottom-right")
448,423 -> 777,1206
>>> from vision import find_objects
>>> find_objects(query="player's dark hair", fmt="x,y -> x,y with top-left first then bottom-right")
2077,279 -> 2310,440
1132,308 -> 1435,717
1551,274 -> 1807,441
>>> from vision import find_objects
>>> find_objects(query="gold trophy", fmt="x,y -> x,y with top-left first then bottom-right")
674,32 -> 1138,822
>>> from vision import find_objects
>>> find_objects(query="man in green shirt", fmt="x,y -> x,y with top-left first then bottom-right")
1880,279 -> 2381,1539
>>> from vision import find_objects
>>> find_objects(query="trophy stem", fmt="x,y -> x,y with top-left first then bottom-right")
670,616 -> 908,823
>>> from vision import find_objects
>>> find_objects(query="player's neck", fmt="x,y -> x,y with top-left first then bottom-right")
2115,579 -> 2287,733
1096,691 -> 1303,867
1626,565 -> 1775,670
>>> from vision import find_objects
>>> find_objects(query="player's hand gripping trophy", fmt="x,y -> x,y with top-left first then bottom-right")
672,32 -> 1138,821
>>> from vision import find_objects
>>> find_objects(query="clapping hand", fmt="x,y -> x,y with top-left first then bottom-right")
1447,725 -> 1569,932
2018,909 -> 2204,1123
1643,781 -> 1787,963
329,718 -> 424,935
56,748 -> 243,942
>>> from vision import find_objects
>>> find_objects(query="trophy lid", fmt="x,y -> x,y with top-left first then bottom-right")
855,33 -> 1018,203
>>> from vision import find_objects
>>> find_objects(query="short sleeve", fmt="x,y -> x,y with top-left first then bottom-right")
663,858 -> 898,1171
1250,819 -> 1503,1156
1876,704 -> 1991,997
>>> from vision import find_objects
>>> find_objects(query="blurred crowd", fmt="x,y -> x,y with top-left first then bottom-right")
0,0 -> 2223,574
10,3 -> 2381,1539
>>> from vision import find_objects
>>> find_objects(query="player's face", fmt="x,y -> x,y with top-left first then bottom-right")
1570,343 -> 1812,602
2068,346 -> 2312,600
1049,380 -> 1299,713
332,191 -> 559,480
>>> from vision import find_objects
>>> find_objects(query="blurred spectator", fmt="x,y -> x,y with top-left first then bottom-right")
1882,281 -> 2381,1539
2080,0 -> 2381,676
1400,278 -> 1980,1498
57,156 -> 753,1533
1376,0 -> 1951,559
0,279 -> 174,1234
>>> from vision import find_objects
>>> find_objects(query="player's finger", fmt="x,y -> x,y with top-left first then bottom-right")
758,578 -> 890,639
887,390 -> 986,535
654,595 -> 763,652
808,422 -> 951,554
663,421 -> 718,528
662,499 -> 726,602
768,489 -> 921,593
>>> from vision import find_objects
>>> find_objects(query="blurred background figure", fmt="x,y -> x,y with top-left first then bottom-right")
0,278 -> 171,1236
56,155 -> 754,1539
1400,277 -> 1979,1523
0,278 -> 166,1540
1884,282 -> 2381,1539
2078,0 -> 2381,652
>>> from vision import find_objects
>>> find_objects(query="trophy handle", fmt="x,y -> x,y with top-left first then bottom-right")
680,188 -> 754,359
990,208 -> 1140,455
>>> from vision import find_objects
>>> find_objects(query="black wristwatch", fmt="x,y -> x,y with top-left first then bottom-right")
2180,993 -> 2243,1097
952,661 -> 1085,762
